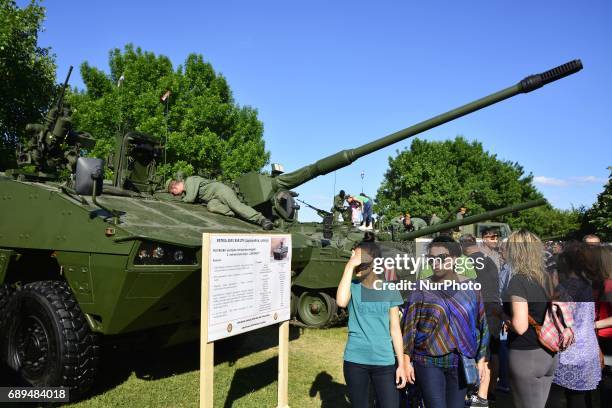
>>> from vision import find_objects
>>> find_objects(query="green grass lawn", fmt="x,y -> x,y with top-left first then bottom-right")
4,324 -> 601,407
67,325 -> 350,408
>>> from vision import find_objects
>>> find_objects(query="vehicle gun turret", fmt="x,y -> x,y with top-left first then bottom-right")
13,66 -> 95,179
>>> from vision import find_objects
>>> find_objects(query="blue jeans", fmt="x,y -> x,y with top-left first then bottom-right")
498,337 -> 510,388
343,360 -> 399,408
414,361 -> 467,408
362,200 -> 373,227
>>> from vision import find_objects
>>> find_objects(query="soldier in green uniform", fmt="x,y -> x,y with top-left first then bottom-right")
390,212 -> 427,233
453,206 -> 467,240
167,176 -> 273,230
403,213 -> 428,232
331,190 -> 347,223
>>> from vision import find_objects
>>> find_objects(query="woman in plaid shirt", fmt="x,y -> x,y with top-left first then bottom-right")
402,236 -> 489,408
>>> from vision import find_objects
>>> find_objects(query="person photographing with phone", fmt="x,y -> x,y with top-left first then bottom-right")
336,232 -> 408,407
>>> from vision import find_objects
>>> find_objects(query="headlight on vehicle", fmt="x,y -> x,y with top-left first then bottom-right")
153,246 -> 165,259
134,242 -> 198,265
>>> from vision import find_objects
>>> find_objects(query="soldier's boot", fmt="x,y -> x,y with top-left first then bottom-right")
260,218 -> 274,230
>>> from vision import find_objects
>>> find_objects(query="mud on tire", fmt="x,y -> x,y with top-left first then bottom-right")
2,281 -> 100,400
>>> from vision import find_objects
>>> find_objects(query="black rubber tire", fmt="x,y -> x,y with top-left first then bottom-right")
0,284 -> 15,331
2,281 -> 99,400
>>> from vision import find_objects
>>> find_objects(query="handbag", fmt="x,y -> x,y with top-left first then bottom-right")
459,354 -> 480,387
527,301 -> 575,353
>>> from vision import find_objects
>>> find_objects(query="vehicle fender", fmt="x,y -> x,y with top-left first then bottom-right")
0,249 -> 16,284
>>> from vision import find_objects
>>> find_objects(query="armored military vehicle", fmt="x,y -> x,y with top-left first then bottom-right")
0,60 -> 581,396
387,199 -> 546,241
380,198 -> 549,242
289,199 -> 546,326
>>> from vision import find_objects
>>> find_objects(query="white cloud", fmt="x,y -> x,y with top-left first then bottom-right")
534,175 -> 607,187
568,176 -> 607,184
533,176 -> 568,187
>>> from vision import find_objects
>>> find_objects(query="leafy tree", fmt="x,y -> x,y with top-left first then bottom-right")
580,167 -> 612,241
505,205 -> 582,240
68,45 -> 270,181
0,0 -> 56,169
375,136 -> 579,238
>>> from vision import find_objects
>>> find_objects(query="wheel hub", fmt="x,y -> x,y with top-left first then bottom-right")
309,301 -> 322,314
298,291 -> 337,328
15,316 -> 49,377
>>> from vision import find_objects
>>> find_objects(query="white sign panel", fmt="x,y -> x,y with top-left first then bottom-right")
206,234 -> 292,342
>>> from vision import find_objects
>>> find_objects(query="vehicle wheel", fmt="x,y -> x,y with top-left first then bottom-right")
0,284 -> 15,331
297,291 -> 337,328
3,281 -> 99,400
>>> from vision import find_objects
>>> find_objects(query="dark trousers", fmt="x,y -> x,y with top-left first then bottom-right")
564,388 -> 593,408
599,337 -> 612,405
414,362 -> 467,408
498,337 -> 510,388
546,384 -> 592,408
362,201 -> 373,227
343,360 -> 399,408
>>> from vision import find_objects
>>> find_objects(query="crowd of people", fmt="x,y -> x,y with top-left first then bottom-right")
337,229 -> 611,408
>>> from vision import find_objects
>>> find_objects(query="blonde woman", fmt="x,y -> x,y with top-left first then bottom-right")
501,229 -> 558,408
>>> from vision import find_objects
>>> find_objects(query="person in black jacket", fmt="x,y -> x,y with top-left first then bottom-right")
461,233 -> 501,407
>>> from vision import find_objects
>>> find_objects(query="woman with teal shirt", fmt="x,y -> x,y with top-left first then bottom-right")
336,233 -> 410,407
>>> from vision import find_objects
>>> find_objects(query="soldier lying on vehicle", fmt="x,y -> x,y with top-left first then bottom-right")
167,176 -> 274,230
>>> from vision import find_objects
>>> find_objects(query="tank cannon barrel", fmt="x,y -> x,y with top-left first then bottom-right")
398,198 -> 547,240
272,60 -> 582,192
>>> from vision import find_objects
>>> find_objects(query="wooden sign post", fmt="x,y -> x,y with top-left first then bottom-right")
277,320 -> 289,408
200,234 -> 214,408
200,233 -> 291,408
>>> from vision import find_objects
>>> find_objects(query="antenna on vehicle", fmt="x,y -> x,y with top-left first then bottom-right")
333,171 -> 336,208
160,90 -> 171,181
116,73 -> 125,139
360,171 -> 365,194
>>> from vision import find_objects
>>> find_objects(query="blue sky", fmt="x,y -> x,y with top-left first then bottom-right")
33,0 -> 610,221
